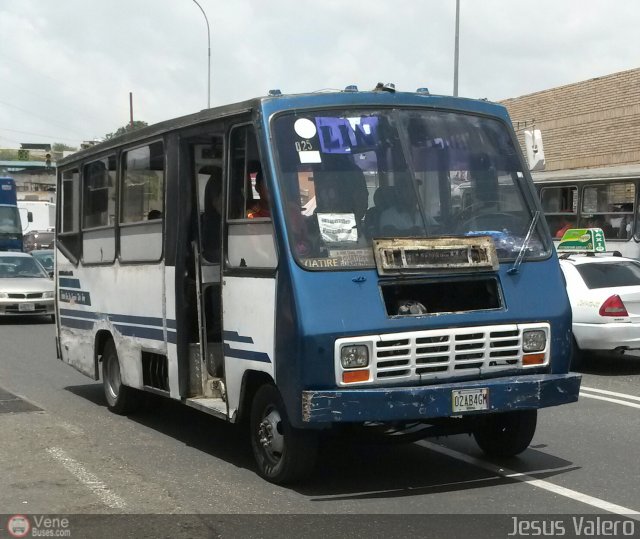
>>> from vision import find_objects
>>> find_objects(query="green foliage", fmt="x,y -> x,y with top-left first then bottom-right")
104,121 -> 149,140
52,143 -> 77,152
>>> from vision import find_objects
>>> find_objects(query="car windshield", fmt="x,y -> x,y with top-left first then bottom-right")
273,108 -> 548,270
576,261 -> 640,289
32,252 -> 54,271
0,256 -> 49,278
0,206 -> 21,234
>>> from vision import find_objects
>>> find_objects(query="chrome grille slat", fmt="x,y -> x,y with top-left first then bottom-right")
373,324 -> 530,382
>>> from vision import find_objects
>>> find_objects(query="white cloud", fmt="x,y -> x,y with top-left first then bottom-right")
0,0 -> 638,148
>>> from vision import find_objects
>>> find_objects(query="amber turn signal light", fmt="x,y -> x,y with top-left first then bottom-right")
342,370 -> 370,383
523,353 -> 545,366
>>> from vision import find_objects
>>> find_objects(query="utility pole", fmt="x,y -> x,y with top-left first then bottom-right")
192,0 -> 211,109
453,0 -> 460,97
129,92 -> 134,128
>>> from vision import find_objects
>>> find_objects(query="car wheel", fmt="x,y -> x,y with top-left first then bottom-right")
102,340 -> 140,415
250,384 -> 318,484
473,410 -> 537,457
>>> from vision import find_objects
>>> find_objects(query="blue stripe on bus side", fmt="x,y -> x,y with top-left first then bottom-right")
223,330 -> 254,343
58,309 -> 177,343
58,278 -> 81,288
223,343 -> 271,363
113,324 -> 165,342
60,317 -> 95,330
59,308 -> 100,319
109,313 -> 165,327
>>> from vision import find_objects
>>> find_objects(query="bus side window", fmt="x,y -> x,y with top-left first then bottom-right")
58,167 -> 82,262
119,141 -> 164,262
226,125 -> 277,269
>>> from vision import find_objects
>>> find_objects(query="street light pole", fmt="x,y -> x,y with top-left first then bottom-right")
192,0 -> 211,108
453,0 -> 460,97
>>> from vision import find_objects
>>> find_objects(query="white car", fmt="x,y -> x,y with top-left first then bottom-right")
0,251 -> 55,319
559,253 -> 640,355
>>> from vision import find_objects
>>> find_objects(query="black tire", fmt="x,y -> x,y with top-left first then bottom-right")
473,410 -> 537,457
102,340 -> 140,415
249,384 -> 318,484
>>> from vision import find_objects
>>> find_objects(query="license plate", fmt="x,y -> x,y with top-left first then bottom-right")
18,303 -> 35,312
452,388 -> 489,412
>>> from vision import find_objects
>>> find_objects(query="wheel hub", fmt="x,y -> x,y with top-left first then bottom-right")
258,409 -> 284,457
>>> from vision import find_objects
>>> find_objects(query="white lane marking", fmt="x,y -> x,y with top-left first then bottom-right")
580,392 -> 640,409
418,441 -> 640,519
46,447 -> 126,509
581,386 -> 640,403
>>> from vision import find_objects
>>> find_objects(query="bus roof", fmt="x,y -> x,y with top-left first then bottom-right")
58,90 -> 510,167
532,163 -> 640,183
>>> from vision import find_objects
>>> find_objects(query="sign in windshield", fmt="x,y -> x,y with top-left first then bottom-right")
273,108 -> 548,270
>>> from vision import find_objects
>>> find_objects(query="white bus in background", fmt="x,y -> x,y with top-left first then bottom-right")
532,164 -> 640,259
18,200 -> 56,233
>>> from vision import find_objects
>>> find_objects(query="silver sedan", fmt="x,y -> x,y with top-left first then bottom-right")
0,252 -> 55,319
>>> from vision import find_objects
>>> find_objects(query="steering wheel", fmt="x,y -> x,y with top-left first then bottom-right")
457,211 -> 524,233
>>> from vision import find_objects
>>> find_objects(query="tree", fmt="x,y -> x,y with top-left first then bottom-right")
52,143 -> 77,152
104,121 -> 149,140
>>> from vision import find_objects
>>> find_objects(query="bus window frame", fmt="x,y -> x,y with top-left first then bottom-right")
80,153 -> 118,266
57,165 -> 82,266
224,122 -> 278,273
117,139 -> 166,265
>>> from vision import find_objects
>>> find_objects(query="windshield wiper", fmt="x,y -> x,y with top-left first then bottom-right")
507,210 -> 540,275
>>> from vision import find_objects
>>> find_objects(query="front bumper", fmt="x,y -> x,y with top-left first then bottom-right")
0,298 -> 54,316
573,322 -> 640,351
302,373 -> 581,423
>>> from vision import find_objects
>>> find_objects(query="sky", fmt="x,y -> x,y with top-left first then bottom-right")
1,0 -> 639,150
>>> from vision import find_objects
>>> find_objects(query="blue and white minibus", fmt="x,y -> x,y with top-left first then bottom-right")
55,86 -> 581,483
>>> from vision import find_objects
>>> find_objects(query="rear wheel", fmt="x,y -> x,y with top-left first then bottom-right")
250,384 -> 318,484
473,410 -> 537,457
102,340 -> 140,415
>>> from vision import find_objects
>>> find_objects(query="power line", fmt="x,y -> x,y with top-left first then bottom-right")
0,127 -> 80,144
0,78 -> 106,126
0,98 -> 88,138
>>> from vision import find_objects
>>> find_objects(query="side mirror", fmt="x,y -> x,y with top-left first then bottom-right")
48,270 -> 54,278
28,211 -> 33,223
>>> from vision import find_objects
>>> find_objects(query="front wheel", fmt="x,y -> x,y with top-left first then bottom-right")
473,410 -> 537,457
102,340 -> 140,415
250,384 -> 318,484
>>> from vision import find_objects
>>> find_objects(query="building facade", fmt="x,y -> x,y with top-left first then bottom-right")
501,67 -> 640,172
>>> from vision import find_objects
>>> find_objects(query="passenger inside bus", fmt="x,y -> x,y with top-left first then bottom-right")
247,166 -> 270,219
379,178 -> 433,236
313,155 -> 368,225
363,185 -> 396,239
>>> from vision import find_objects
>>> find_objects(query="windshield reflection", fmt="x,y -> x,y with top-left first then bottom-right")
0,256 -> 49,278
273,109 -> 549,270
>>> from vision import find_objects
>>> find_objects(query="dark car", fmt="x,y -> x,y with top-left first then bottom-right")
24,230 -> 54,251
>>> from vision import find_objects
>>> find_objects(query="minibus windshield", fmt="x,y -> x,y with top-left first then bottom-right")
272,108 -> 549,270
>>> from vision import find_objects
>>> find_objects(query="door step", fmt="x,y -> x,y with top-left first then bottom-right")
184,397 -> 227,419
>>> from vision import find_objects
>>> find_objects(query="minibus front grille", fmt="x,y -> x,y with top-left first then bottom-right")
373,325 -> 523,381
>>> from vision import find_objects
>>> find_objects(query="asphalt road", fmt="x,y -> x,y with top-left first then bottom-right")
1,318 -> 639,537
